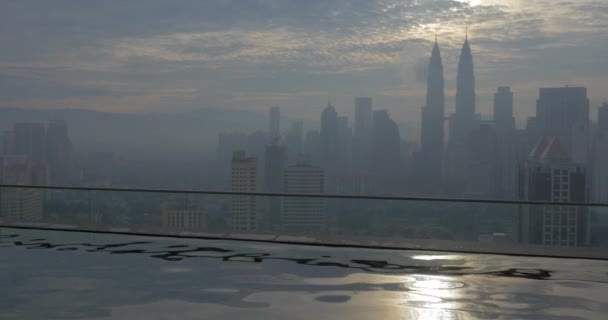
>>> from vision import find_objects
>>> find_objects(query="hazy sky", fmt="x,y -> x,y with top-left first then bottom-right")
1,0 -> 607,127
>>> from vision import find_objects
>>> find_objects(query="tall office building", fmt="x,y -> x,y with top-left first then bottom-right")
265,106 -> 286,193
303,130 -> 321,165
494,87 -> 515,128
338,116 -> 353,175
12,123 -> 46,163
285,120 -> 303,163
592,102 -> 608,202
494,87 -> 519,199
354,97 -> 373,173
446,36 -> 477,190
466,123 -> 497,198
535,87 -> 590,163
282,160 -> 325,232
45,120 -> 73,185
320,102 -> 340,174
264,145 -> 286,193
371,110 -> 401,178
354,97 -> 373,143
599,102 -> 608,133
268,106 -> 280,144
518,137 -> 590,246
230,151 -> 258,231
264,144 -> 286,228
419,39 -> 445,185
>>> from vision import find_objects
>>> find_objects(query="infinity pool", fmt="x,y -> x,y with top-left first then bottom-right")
1,227 -> 608,319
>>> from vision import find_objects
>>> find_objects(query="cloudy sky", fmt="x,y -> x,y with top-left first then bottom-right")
1,0 -> 607,128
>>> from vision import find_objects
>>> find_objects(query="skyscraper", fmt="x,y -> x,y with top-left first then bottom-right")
599,101 -> 608,133
518,137 -> 589,246
268,106 -> 280,144
494,87 -> 515,128
354,97 -> 372,142
337,116 -> 353,175
230,151 -> 258,231
354,97 -> 372,173
45,120 -> 73,185
494,87 -> 519,199
12,123 -> 46,163
455,36 -> 476,121
535,87 -> 590,163
264,145 -> 286,193
264,144 -> 286,228
285,120 -> 303,163
282,160 -> 325,232
419,39 -> 445,186
592,102 -> 608,202
265,106 -> 286,194
303,130 -> 321,165
445,36 -> 477,191
466,122 -> 497,199
371,110 -> 401,178
320,101 -> 340,174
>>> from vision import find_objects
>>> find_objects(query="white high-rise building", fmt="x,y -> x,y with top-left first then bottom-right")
518,137 -> 590,246
282,161 -> 325,232
0,158 -> 47,222
230,151 -> 258,232
0,188 -> 43,221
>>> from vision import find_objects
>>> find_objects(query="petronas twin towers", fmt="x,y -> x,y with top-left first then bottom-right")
418,36 -> 476,190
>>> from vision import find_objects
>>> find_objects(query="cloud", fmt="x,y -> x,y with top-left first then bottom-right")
0,0 -> 606,121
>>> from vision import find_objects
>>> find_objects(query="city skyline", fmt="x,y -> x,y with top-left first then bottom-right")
5,6 -> 608,316
1,0 -> 607,125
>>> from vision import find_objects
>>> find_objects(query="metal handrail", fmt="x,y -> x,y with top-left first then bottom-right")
1,184 -> 607,207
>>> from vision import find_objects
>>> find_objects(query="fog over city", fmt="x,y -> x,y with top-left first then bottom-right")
5,4 -> 608,319
0,1 -> 607,204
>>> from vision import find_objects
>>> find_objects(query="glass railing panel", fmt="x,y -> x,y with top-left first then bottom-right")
1,185 -> 608,259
